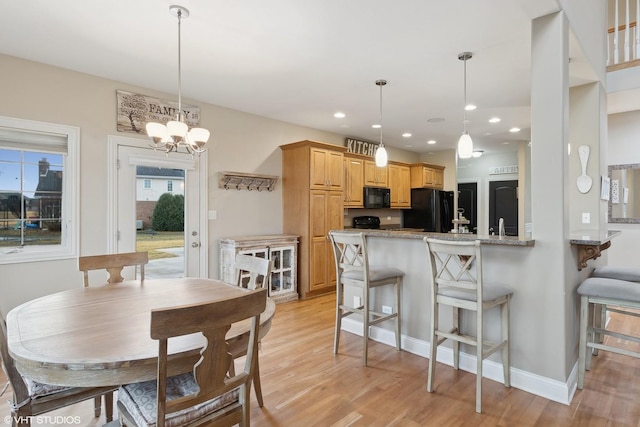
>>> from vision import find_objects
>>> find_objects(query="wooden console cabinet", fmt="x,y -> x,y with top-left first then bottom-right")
281,140 -> 345,299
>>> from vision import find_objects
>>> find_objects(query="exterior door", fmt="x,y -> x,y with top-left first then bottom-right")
108,136 -> 207,278
489,180 -> 518,236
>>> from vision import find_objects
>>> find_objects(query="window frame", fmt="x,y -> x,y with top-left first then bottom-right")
0,116 -> 79,264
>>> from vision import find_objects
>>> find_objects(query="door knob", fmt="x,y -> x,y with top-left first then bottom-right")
192,242 -> 201,248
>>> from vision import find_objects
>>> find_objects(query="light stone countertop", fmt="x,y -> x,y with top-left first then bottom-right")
337,228 -> 535,246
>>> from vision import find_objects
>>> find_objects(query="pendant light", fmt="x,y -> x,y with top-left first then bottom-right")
146,5 -> 209,155
457,52 -> 473,159
375,79 -> 388,167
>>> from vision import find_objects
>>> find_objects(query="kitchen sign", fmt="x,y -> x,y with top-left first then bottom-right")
489,165 -> 519,175
345,138 -> 380,157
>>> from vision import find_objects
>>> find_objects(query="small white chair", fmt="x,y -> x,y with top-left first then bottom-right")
424,238 -> 512,413
577,276 -> 640,389
329,231 -> 403,367
228,253 -> 272,407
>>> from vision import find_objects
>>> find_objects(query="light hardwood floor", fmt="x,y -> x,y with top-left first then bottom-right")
2,294 -> 640,426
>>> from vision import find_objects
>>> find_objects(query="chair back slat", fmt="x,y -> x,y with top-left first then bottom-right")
426,238 -> 482,295
78,252 -> 149,286
150,287 -> 267,424
234,254 -> 271,290
329,231 -> 368,275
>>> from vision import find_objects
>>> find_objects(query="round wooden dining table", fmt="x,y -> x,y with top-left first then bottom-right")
6,277 -> 276,387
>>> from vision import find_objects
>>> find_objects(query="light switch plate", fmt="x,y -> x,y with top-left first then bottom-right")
582,212 -> 590,224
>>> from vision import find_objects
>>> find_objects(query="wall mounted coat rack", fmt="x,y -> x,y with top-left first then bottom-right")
218,171 -> 278,191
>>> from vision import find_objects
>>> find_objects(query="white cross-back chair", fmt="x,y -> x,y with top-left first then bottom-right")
424,238 -> 512,413
329,231 -> 403,367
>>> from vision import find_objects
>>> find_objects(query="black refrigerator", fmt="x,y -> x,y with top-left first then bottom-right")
402,188 -> 455,232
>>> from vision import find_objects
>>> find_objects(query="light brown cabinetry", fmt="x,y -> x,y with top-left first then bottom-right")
344,155 -> 364,207
310,147 -> 343,190
410,163 -> 445,189
388,162 -> 411,208
281,140 -> 346,299
364,160 -> 388,187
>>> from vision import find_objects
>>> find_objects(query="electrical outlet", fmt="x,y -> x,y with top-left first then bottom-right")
382,305 -> 392,314
353,296 -> 362,308
582,212 -> 590,224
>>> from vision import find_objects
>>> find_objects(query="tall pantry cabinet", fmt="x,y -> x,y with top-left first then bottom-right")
280,140 -> 346,299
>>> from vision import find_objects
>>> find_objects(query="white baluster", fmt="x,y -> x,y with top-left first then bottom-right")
615,0 -> 619,64
636,0 -> 639,60
625,0 -> 630,62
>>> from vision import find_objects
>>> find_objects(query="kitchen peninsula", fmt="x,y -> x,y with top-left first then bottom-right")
334,228 -> 536,396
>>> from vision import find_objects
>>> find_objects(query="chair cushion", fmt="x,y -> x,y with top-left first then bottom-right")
591,266 -> 640,283
342,266 -> 404,282
578,277 -> 640,302
23,377 -> 72,398
438,283 -> 512,302
118,372 -> 239,427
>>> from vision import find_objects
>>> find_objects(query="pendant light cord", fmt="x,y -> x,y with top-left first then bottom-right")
176,9 -> 183,116
379,82 -> 383,146
462,55 -> 467,134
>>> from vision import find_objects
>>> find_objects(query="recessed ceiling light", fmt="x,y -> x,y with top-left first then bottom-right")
340,124 -> 350,128
372,124 -> 381,129
472,150 -> 484,158
502,141 -> 511,145
334,112 -> 346,118
427,117 -> 445,123
489,117 -> 501,123
510,127 -> 521,133
402,133 -> 412,138
427,140 -> 436,145
465,104 -> 477,111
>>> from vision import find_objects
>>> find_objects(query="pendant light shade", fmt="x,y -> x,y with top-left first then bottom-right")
146,5 -> 209,155
375,79 -> 388,167
457,52 -> 473,159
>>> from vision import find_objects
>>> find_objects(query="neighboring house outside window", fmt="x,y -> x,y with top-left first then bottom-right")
167,180 -> 173,192
0,116 -> 79,264
135,166 -> 185,230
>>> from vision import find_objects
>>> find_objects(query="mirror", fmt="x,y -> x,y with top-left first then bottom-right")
608,164 -> 640,223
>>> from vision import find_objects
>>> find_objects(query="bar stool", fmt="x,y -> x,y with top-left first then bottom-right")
577,276 -> 640,389
329,231 -> 403,367
424,238 -> 512,413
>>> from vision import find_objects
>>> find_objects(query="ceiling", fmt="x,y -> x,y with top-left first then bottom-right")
0,0 -> 616,156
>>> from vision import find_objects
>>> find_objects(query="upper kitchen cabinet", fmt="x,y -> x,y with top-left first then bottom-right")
388,162 -> 411,208
364,160 -> 388,187
410,162 -> 445,189
344,154 -> 364,208
310,145 -> 344,191
281,140 -> 346,299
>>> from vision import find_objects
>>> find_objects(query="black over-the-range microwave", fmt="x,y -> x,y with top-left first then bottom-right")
363,186 -> 391,209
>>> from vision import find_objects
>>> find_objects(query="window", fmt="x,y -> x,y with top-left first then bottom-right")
0,116 -> 78,264
144,179 -> 151,189
167,180 -> 173,192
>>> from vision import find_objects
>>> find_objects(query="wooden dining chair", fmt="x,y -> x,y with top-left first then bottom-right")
228,253 -> 272,407
1,318 -> 117,426
117,287 -> 267,427
78,251 -> 149,286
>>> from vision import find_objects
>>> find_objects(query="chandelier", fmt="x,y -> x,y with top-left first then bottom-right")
146,5 -> 209,155
457,52 -> 473,159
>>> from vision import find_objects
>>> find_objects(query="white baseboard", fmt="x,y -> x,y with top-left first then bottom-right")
342,318 -> 577,405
